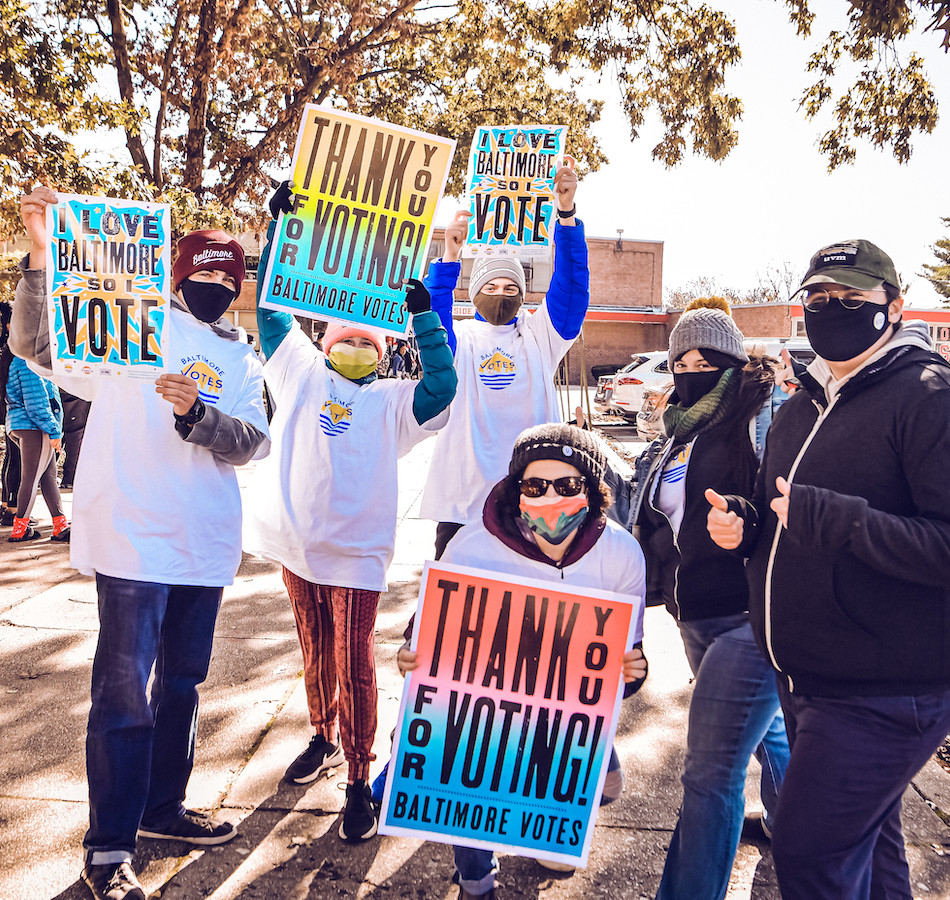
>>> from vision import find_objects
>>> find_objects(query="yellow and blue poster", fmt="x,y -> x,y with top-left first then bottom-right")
465,125 -> 568,257
260,106 -> 456,338
45,194 -> 170,378
378,561 -> 640,868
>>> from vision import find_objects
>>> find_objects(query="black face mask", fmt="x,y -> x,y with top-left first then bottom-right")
473,292 -> 522,326
180,280 -> 236,323
673,370 -> 723,407
804,298 -> 893,362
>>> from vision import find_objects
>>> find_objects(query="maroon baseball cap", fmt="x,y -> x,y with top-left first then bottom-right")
172,230 -> 246,297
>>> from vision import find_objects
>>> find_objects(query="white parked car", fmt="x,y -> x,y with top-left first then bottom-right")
608,351 -> 672,422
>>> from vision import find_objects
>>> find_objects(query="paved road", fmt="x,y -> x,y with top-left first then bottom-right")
0,432 -> 948,900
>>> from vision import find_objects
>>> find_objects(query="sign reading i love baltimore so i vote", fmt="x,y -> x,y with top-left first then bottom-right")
379,561 -> 643,868
46,195 -> 171,379
464,125 -> 568,259
260,106 -> 456,339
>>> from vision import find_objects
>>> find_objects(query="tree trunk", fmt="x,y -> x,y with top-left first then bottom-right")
182,0 -> 218,194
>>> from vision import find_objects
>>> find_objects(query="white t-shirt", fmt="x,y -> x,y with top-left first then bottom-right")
244,326 -> 447,592
655,440 -> 695,537
420,303 -> 573,525
47,307 -> 269,586
442,517 -> 647,644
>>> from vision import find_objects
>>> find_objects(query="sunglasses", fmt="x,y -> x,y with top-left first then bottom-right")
519,476 -> 587,498
793,287 -> 890,313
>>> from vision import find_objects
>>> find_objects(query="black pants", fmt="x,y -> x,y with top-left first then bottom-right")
434,522 -> 464,560
11,430 -> 63,519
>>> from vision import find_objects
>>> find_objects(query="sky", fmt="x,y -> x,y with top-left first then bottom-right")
437,0 -> 950,308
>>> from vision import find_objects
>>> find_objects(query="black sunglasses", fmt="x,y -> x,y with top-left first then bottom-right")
519,476 -> 587,498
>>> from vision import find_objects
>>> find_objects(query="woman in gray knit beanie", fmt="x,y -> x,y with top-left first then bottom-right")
626,300 -> 787,900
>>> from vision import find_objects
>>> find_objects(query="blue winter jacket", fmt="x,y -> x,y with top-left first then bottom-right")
4,356 -> 63,438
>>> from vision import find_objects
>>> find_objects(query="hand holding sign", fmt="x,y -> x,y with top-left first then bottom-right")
705,488 -> 744,549
404,278 -> 431,314
623,646 -> 646,683
20,186 -> 57,270
554,156 -> 577,214
443,210 -> 472,263
156,373 -> 200,416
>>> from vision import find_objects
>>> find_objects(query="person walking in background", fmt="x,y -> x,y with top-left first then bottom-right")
11,186 -> 269,900
419,160 -> 588,558
707,239 -> 950,900
0,301 -> 25,528
59,389 -> 91,489
2,349 -> 69,542
626,304 -> 787,900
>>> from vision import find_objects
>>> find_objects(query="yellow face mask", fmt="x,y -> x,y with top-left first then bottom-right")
328,343 -> 379,380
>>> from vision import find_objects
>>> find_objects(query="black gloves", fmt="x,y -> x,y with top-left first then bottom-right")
404,278 -> 431,314
269,180 -> 294,219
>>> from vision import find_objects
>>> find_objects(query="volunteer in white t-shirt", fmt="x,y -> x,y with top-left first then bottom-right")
11,187 -> 270,900
243,182 -> 457,844
420,162 -> 590,558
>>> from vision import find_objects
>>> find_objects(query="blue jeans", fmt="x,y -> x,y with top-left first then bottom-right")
84,574 -> 222,864
772,684 -> 950,900
656,613 -> 789,900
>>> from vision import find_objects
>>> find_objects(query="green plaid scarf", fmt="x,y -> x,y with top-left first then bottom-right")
662,368 -> 741,442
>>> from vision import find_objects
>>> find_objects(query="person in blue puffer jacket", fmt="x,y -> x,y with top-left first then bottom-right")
3,352 -> 69,541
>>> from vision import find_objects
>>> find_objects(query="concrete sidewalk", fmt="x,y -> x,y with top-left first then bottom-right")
1,435 -> 949,900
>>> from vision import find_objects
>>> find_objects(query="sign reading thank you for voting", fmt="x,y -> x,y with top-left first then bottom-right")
378,561 -> 641,869
465,125 -> 568,257
260,106 -> 456,338
46,194 -> 170,378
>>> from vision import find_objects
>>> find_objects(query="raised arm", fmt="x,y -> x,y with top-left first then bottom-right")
423,210 -> 470,355
404,279 -> 457,424
544,162 -> 589,340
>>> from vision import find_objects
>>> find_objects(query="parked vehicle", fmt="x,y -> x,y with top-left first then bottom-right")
608,351 -> 672,421
593,372 -> 615,413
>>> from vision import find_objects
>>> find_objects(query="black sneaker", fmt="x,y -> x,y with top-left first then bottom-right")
81,860 -> 146,899
339,779 -> 378,842
284,734 -> 344,784
138,808 -> 237,845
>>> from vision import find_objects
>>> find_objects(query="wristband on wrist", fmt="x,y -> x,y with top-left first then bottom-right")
174,399 -> 206,437
556,205 -> 577,219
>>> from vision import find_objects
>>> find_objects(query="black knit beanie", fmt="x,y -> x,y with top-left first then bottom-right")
508,423 -> 607,484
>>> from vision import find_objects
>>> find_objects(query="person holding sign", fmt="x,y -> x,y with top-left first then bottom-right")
419,161 -> 589,558
243,184 -> 457,843
11,187 -> 269,900
399,423 -> 647,899
620,305 -> 788,900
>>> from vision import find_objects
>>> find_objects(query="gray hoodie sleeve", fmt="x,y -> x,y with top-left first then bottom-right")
179,402 -> 269,466
9,257 -> 53,368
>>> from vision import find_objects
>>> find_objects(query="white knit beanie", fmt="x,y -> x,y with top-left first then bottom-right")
469,255 -> 527,297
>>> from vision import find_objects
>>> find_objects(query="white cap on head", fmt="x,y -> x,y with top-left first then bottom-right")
469,255 -> 527,297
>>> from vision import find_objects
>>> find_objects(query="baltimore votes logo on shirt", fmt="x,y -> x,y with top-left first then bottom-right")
319,396 -> 354,436
180,356 -> 225,405
661,445 -> 692,486
478,348 -> 517,390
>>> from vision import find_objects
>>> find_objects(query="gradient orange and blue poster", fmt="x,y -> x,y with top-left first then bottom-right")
45,194 -> 170,379
465,125 -> 568,256
378,561 -> 640,868
260,106 -> 456,338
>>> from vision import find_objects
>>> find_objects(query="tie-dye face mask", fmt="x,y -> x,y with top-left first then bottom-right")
518,493 -> 589,544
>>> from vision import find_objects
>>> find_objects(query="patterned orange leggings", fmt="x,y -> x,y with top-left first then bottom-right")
282,568 -> 380,783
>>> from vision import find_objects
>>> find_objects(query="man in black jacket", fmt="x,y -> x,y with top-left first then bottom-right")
706,239 -> 950,900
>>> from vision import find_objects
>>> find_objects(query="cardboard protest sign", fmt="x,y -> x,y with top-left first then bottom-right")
46,195 -> 170,378
379,561 -> 641,868
260,106 -> 456,338
465,125 -> 568,257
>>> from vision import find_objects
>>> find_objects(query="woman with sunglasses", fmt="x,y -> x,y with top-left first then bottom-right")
627,302 -> 788,900
399,422 -> 647,900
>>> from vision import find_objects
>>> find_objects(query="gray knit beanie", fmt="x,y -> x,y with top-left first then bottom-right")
668,308 -> 749,367
469,255 -> 527,298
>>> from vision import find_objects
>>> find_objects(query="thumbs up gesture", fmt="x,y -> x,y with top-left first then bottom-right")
706,488 -> 744,549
